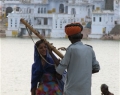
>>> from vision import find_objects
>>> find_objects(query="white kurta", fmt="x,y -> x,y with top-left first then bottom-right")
56,41 -> 100,95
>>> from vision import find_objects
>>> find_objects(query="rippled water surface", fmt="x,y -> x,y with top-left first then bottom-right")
0,37 -> 120,95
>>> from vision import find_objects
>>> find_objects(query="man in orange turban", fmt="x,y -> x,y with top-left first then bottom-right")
65,23 -> 83,36
55,23 -> 100,95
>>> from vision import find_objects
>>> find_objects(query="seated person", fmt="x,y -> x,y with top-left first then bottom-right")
101,84 -> 114,95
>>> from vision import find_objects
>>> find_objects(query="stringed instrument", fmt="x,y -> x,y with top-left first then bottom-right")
20,18 -> 64,59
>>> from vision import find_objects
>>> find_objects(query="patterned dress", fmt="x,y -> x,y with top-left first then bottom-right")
36,73 -> 62,95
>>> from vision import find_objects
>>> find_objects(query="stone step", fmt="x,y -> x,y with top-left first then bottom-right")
0,30 -> 5,33
81,28 -> 91,38
0,33 -> 6,37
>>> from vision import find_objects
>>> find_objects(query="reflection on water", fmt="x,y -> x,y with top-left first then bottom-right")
0,37 -> 120,95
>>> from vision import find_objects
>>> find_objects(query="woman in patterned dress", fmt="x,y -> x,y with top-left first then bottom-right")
31,39 -> 63,95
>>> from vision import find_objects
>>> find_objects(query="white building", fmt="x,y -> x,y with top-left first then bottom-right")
1,0 -> 120,38
90,10 -> 115,38
89,0 -> 120,38
92,0 -> 105,10
5,0 -> 94,38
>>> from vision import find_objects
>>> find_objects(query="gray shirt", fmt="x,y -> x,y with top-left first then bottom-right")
56,41 -> 100,95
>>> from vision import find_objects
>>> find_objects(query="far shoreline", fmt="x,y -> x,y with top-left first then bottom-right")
0,36 -> 120,41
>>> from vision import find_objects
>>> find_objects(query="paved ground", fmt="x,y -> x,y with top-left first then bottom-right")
1,38 -> 119,95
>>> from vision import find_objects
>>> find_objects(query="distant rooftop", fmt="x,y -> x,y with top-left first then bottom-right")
93,10 -> 114,14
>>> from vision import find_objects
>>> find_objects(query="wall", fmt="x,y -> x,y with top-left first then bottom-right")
68,5 -> 90,22
8,13 -> 20,30
92,12 -> 115,35
91,25 -> 114,34
92,13 -> 114,26
93,1 -> 105,10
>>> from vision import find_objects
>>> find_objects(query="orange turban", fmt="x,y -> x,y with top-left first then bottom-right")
65,23 -> 83,36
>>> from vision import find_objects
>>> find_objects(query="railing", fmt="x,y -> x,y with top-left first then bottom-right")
34,14 -> 53,18
4,0 -> 20,3
20,24 -> 52,29
19,24 -> 26,28
93,0 -> 104,1
4,0 -> 20,1
33,25 -> 52,29
68,0 -> 89,4
30,0 -> 48,4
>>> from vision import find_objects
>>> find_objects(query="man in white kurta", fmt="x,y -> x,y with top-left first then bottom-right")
56,23 -> 100,95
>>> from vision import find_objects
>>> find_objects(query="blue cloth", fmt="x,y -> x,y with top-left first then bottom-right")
31,45 -> 65,92
31,45 -> 56,90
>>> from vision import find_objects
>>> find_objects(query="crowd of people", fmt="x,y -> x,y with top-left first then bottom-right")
30,23 -> 113,95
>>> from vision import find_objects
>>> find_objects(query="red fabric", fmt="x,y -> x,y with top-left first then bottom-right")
65,23 -> 82,36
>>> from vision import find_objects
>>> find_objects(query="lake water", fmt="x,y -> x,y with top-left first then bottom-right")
0,37 -> 120,95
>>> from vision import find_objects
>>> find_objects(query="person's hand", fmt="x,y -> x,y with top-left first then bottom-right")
58,47 -> 66,51
56,72 -> 62,80
92,69 -> 99,74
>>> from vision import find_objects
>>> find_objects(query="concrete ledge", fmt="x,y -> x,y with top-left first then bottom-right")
88,34 -> 103,39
